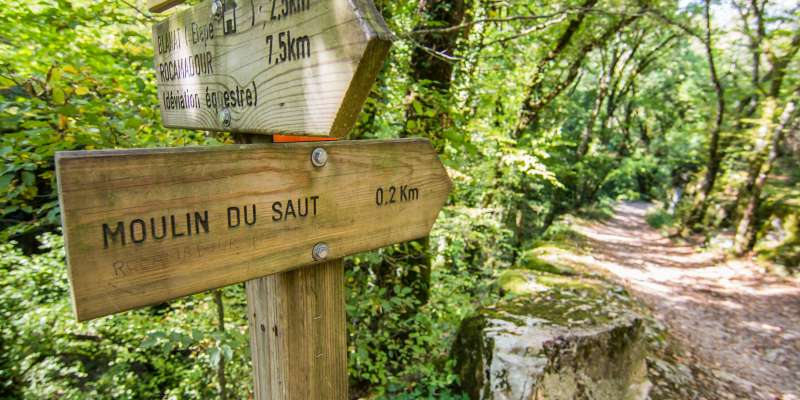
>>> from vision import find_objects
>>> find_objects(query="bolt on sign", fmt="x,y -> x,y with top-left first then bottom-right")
152,0 -> 391,137
57,140 -> 451,321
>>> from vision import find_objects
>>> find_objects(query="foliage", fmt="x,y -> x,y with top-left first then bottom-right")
345,207 -> 508,397
1,0 -> 798,397
646,207 -> 676,230
0,234 -> 251,399
0,0 -> 225,244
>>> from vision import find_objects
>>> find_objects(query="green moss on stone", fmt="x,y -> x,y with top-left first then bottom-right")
497,270 -> 530,294
518,255 -> 577,276
451,315 -> 492,400
493,269 -> 638,329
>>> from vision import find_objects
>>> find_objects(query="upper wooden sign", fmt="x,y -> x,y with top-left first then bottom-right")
56,139 -> 451,321
151,0 -> 392,137
148,0 -> 185,13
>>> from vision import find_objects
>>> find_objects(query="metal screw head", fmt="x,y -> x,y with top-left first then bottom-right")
218,108 -> 231,127
211,0 -> 224,19
310,147 -> 328,167
312,243 -> 329,261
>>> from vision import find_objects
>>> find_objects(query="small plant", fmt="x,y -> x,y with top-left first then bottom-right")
646,208 -> 675,229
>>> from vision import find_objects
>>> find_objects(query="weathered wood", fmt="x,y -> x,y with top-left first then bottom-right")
246,260 -> 346,400
238,136 -> 346,400
56,139 -> 451,320
151,0 -> 392,137
147,0 -> 185,13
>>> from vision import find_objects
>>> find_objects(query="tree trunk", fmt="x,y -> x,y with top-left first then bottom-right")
734,98 -> 797,254
730,8 -> 800,252
356,4 -> 469,383
687,0 -> 726,227
377,0 -> 469,314
578,47 -> 619,159
515,0 -> 598,133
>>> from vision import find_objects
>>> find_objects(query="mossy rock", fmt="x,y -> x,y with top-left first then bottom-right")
453,270 -> 650,399
516,254 -> 577,276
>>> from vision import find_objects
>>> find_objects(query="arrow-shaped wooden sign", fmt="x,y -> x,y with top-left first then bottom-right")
56,139 -> 451,321
152,0 -> 392,137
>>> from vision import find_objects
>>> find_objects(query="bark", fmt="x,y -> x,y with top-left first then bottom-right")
765,31 -> 800,98
730,12 -> 800,252
734,98 -> 797,254
408,0 -> 470,90
514,0 -> 598,133
618,97 -> 636,156
687,0 -> 726,227
577,46 -> 620,159
732,0 -> 765,121
516,12 -> 638,137
602,33 -> 641,133
403,0 -> 470,144
604,33 -> 676,134
382,0 -> 469,309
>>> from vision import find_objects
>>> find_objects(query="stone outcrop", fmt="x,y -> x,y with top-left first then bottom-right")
452,266 -> 651,400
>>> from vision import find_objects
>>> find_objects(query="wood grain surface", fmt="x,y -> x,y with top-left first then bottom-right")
56,139 -> 451,320
246,260 -> 347,400
151,0 -> 391,137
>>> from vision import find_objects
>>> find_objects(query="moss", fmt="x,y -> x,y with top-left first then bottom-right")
529,244 -> 575,256
497,269 -> 529,294
451,315 -> 492,400
517,255 -> 577,276
456,267 -> 651,399
756,213 -> 800,271
500,269 -> 594,296
536,274 -> 599,292
498,293 -> 605,327
494,269 -> 637,328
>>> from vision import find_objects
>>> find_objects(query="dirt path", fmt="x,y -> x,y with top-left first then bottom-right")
571,202 -> 800,400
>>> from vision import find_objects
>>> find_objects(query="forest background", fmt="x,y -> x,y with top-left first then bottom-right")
0,0 -> 798,398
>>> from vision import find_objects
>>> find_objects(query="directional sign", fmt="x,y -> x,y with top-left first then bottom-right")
56,139 -> 451,321
151,0 -> 392,137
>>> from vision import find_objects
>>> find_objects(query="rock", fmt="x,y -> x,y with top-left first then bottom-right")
452,269 -> 651,400
516,250 -> 577,276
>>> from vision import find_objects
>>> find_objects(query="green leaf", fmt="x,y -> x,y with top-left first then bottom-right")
208,347 -> 221,366
50,67 -> 63,84
21,171 -> 35,186
447,131 -> 464,144
3,205 -> 19,215
52,87 -> 65,105
46,207 -> 60,223
0,174 -> 13,189
412,100 -> 423,115
141,334 -> 159,349
222,345 -> 232,361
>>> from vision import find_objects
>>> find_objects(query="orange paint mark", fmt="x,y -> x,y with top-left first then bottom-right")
273,135 -> 338,143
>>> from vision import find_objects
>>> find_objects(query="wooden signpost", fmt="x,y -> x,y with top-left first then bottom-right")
57,139 -> 450,320
56,1 -> 451,398
151,0 -> 391,137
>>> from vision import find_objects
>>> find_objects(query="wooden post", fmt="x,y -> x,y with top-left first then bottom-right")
246,261 -> 347,399
237,134 -> 347,400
